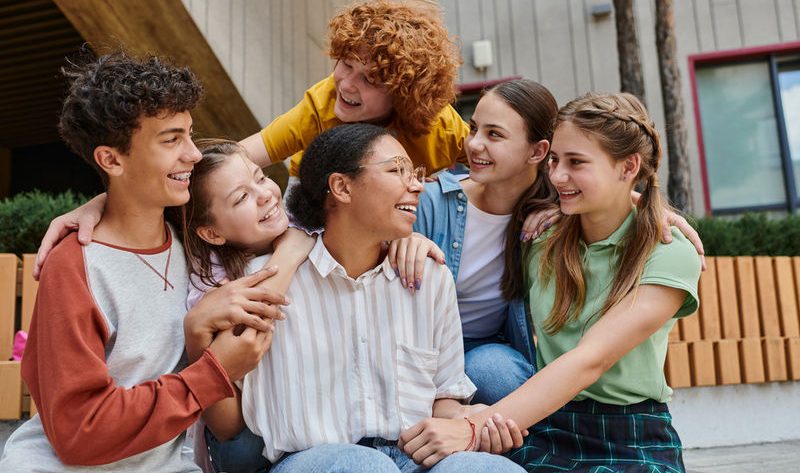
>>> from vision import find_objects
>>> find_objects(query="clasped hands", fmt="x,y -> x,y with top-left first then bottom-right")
397,404 -> 527,468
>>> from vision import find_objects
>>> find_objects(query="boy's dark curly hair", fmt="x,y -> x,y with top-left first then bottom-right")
287,123 -> 390,230
58,51 -> 203,185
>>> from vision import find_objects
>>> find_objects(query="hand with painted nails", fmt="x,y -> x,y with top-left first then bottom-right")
387,232 -> 446,294
520,206 -> 561,242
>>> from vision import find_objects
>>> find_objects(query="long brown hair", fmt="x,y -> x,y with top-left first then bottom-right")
539,92 -> 666,334
178,139 -> 253,288
485,80 -> 559,301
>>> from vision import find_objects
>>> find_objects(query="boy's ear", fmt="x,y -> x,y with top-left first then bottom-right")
196,226 -> 226,246
528,139 -> 551,164
327,173 -> 352,204
94,146 -> 124,177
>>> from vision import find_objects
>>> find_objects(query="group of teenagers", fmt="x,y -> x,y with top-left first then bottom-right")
0,1 -> 704,472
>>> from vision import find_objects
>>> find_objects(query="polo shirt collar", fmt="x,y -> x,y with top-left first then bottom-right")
308,236 -> 398,282
581,208 -> 636,250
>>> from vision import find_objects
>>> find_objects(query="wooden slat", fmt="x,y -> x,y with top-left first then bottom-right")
735,257 -> 761,338
689,340 -> 716,386
698,257 -> 721,339
0,361 -> 22,420
763,337 -> 788,382
755,257 -> 781,337
21,254 -> 38,332
775,257 -> 799,337
739,338 -> 766,383
714,339 -> 741,385
667,322 -> 681,342
0,254 -> 19,361
679,312 -> 702,342
665,342 -> 691,388
787,337 -> 800,381
715,257 -> 742,338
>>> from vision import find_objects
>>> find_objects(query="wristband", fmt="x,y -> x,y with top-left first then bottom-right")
463,416 -> 477,451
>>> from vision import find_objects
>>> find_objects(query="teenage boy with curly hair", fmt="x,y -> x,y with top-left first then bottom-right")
0,52 -> 288,473
240,0 -> 467,177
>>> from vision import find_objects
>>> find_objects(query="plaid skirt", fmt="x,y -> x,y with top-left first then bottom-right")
507,398 -> 685,473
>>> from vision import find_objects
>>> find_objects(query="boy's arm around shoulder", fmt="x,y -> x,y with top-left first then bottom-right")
25,239 -> 235,466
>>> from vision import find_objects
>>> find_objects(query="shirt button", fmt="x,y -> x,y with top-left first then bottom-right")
361,337 -> 367,343
457,205 -> 464,212
457,192 -> 464,199
452,242 -> 460,249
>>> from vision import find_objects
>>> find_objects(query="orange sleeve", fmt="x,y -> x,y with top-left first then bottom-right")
22,237 -> 235,466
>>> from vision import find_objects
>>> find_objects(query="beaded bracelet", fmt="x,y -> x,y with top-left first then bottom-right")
463,416 -> 477,451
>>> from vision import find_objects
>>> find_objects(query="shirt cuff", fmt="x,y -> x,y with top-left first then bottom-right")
181,349 -> 236,409
436,374 -> 477,403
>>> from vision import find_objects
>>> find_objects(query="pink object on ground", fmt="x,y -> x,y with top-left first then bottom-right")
12,330 -> 27,361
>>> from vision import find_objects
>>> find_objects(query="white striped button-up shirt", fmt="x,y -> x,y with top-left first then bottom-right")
239,237 -> 476,462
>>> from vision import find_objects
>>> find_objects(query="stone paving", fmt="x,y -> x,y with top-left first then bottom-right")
1,418 -> 798,471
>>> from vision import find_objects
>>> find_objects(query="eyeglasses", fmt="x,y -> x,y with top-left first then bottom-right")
359,156 -> 426,185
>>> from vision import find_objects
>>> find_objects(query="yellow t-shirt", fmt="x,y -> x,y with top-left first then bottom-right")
260,75 -> 469,176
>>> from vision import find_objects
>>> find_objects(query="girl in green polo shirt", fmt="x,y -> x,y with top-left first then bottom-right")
399,92 -> 701,472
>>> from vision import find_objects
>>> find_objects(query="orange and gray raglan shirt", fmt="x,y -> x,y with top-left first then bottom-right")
0,228 -> 235,472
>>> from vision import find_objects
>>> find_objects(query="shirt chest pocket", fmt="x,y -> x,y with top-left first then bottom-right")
396,343 -> 439,429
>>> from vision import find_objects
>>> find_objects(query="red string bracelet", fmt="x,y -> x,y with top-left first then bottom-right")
463,416 -> 477,451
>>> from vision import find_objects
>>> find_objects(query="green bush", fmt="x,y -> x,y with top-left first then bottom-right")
692,213 -> 800,256
0,190 -> 88,255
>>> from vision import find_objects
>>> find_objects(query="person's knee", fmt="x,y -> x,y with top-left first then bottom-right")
275,443 -> 397,473
465,344 -> 534,404
205,426 -> 269,473
431,451 -> 526,472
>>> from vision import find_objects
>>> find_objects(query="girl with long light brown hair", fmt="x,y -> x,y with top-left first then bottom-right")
399,93 -> 701,472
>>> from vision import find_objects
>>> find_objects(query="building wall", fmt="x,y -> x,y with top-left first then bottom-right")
184,0 -> 800,215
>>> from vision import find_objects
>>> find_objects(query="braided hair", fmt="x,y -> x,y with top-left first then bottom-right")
539,92 -> 667,334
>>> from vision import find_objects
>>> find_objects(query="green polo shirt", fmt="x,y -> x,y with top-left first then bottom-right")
528,211 -> 701,405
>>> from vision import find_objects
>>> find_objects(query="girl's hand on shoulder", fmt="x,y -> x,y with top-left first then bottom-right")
477,413 -> 528,454
662,209 -> 706,271
521,208 -> 560,242
398,417 -> 474,468
34,193 -> 107,280
272,227 -> 316,265
387,233 -> 445,295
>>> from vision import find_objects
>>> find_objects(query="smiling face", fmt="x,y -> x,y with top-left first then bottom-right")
346,135 -> 422,242
332,58 -> 394,124
465,92 -> 540,188
548,121 -> 635,218
200,153 -> 288,254
114,111 -> 201,209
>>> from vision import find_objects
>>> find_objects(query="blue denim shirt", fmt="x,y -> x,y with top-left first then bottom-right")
414,171 -> 536,364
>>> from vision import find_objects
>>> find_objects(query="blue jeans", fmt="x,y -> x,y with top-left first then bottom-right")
205,426 -> 270,473
271,439 -> 525,472
463,340 -> 535,405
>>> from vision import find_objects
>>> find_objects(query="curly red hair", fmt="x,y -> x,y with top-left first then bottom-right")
328,0 -> 461,136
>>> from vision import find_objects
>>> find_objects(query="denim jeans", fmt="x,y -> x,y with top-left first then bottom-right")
205,425 -> 270,473
205,431 -> 525,472
463,340 -> 535,405
270,439 -> 526,472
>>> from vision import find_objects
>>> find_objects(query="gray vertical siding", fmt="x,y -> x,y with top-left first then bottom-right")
183,0 -> 800,215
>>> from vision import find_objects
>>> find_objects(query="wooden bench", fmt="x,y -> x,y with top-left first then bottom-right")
0,254 -> 37,419
665,256 -> 800,387
2,254 -> 799,419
